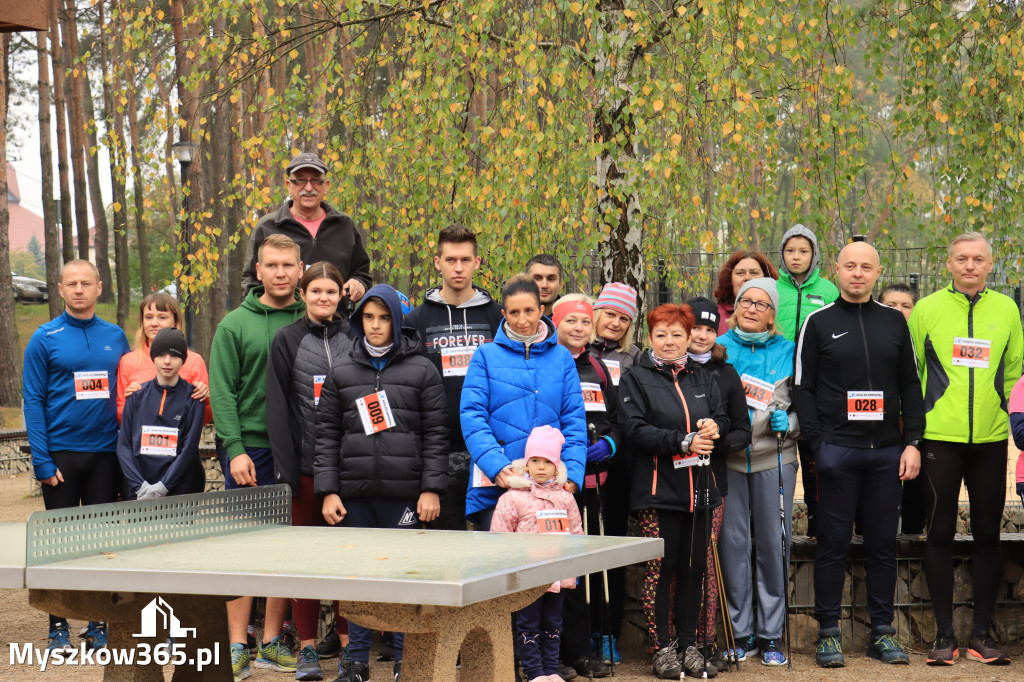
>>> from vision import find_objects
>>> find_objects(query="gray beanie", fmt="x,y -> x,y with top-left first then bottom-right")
736,277 -> 780,312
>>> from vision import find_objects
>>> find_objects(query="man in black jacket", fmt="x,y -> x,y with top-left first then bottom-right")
793,241 -> 924,668
404,224 -> 503,530
240,152 -> 372,299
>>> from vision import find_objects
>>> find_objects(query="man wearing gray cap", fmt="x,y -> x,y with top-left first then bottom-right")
241,151 -> 371,301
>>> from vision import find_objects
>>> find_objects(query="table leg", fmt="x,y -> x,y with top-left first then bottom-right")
28,589 -> 233,681
336,585 -> 547,682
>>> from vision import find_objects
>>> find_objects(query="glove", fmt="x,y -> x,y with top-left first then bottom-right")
770,410 -> 789,433
135,482 -> 153,500
137,481 -> 168,501
586,438 -> 613,463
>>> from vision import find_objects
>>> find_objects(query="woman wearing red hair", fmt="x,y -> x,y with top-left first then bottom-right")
712,251 -> 778,334
619,303 -> 729,679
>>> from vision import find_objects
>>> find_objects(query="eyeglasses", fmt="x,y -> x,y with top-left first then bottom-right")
288,177 -> 326,187
736,296 -> 774,312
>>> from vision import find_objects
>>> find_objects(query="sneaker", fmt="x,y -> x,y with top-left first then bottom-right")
967,634 -> 1011,665
256,636 -> 298,671
297,645 -> 324,681
317,624 -> 342,659
46,626 -> 73,652
570,656 -> 610,678
706,642 -> 730,672
652,640 -> 683,679
726,634 -> 758,662
815,627 -> 845,668
556,662 -> 578,680
867,626 -> 909,664
681,644 -> 718,678
84,621 -> 107,650
247,626 -> 258,654
231,642 -> 252,682
594,634 -> 621,665
377,631 -> 395,662
761,639 -> 787,666
281,621 -> 299,652
926,632 -> 958,666
334,660 -> 369,682
393,660 -> 401,681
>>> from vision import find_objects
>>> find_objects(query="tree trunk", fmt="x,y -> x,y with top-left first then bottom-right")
37,29 -> 62,319
126,72 -> 150,294
61,0 -> 90,261
48,0 -> 73,263
80,74 -> 115,303
99,0 -> 130,327
0,37 -> 23,406
595,3 -> 644,326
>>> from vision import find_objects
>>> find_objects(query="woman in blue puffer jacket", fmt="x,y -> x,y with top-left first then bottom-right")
460,273 -> 587,527
716,278 -> 801,667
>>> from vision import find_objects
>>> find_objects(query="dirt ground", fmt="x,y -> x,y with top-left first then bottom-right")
1,472 -> 1021,681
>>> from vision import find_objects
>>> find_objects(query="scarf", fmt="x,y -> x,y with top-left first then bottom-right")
504,321 -> 548,346
651,352 -> 688,369
734,328 -> 773,344
687,350 -> 712,364
364,338 -> 392,357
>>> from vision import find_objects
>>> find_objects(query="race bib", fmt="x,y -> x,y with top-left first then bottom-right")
673,453 -> 701,470
741,374 -> 774,411
952,337 -> 990,369
847,391 -> 884,421
140,425 -> 179,456
74,371 -> 110,400
313,375 -> 326,406
471,463 -> 495,488
604,360 -> 622,386
536,508 -> 570,534
581,382 -> 607,412
355,391 -> 396,435
441,346 -> 476,377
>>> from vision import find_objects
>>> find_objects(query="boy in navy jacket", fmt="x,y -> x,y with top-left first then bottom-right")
117,328 -> 206,499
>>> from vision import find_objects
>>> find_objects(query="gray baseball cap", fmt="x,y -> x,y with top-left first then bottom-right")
286,152 -> 328,175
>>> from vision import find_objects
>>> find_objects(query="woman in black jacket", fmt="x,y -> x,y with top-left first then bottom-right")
266,261 -> 354,673
686,296 -> 753,672
314,283 -> 448,682
619,303 -> 729,680
551,294 -> 623,676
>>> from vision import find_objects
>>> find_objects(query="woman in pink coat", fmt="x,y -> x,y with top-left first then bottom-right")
491,426 -> 584,682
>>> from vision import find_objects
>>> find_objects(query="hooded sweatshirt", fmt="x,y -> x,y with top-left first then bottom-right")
404,285 -> 503,450
209,286 -> 305,458
313,284 -> 449,500
776,224 -> 839,341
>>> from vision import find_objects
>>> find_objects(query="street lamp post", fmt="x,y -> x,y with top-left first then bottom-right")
172,140 -> 198,347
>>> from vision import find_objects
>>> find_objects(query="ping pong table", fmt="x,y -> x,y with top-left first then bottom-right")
4,486 -> 661,681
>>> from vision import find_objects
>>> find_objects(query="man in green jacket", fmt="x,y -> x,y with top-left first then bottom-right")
909,231 -> 1023,667
211,232 -> 305,680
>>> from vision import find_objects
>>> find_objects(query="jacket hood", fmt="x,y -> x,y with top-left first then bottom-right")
351,284 -> 405,347
506,457 -> 569,487
240,285 -> 305,314
423,286 -> 496,309
779,223 -> 821,278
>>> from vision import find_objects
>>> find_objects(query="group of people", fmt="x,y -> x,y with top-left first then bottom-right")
21,150 -> 1024,682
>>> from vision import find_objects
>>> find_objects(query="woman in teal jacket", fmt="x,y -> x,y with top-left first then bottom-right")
717,278 -> 801,667
460,274 -> 587,526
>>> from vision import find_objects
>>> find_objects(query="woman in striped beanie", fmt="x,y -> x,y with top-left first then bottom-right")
589,282 -> 642,388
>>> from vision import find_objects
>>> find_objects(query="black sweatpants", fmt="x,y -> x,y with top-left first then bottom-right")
922,440 -> 1006,635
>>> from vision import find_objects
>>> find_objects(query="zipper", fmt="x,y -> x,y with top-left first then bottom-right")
967,293 -> 977,444
323,327 -> 333,368
159,388 -> 167,416
856,303 -> 876,448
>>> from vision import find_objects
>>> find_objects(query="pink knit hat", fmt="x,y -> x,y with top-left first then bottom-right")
594,282 -> 638,320
525,425 -> 565,464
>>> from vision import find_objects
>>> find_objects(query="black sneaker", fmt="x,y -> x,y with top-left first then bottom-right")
967,634 -> 1010,665
926,632 -> 958,666
377,632 -> 395,662
706,642 -> 730,672
333,660 -> 369,682
557,662 -> 579,680
571,656 -> 611,678
281,621 -> 299,652
317,624 -> 342,659
393,660 -> 401,681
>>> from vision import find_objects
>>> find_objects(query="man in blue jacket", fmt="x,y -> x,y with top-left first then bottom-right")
22,260 -> 130,652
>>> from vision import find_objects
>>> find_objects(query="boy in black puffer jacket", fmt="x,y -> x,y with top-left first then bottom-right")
314,283 -> 448,682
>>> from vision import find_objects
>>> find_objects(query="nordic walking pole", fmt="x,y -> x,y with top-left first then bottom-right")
712,535 -> 739,672
776,430 -> 792,670
589,423 -> 614,674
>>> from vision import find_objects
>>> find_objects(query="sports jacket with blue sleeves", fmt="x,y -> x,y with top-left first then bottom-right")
117,378 -> 206,495
793,297 -> 925,451
460,319 -> 587,516
23,312 -> 130,479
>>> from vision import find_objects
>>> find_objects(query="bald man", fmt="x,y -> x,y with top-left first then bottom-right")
793,241 -> 924,667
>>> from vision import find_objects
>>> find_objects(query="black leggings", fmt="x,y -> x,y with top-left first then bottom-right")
41,451 -> 120,631
648,508 -> 709,648
922,440 -> 1006,634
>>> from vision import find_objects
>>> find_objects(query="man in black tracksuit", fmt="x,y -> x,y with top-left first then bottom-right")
404,225 -> 503,530
241,152 -> 372,299
793,241 -> 925,667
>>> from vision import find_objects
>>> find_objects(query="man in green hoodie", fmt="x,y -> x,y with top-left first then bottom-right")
777,223 -> 839,539
210,232 -> 305,680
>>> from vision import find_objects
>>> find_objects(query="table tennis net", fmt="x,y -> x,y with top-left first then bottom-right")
25,485 -> 291,566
